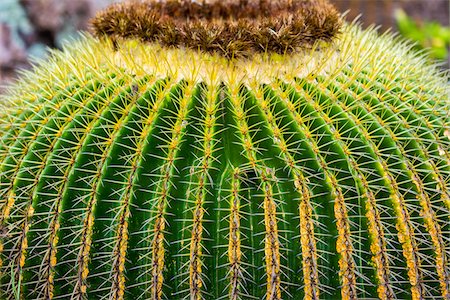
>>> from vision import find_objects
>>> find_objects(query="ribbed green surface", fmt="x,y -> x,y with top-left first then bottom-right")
0,26 -> 449,300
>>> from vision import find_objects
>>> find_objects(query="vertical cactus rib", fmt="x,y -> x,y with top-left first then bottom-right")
160,82 -> 210,300
61,78 -> 172,299
228,86 -> 285,299
196,83 -> 226,300
409,164 -> 450,299
384,162 -> 424,300
71,82 -> 138,298
0,79 -> 104,296
265,83 -> 341,298
262,179 -> 281,300
213,167 -> 234,300
51,76 -> 153,299
247,85 -> 306,299
184,83 -> 219,300
86,79 -> 188,299
295,174 -> 320,300
213,85 -> 259,300
83,77 -> 147,297
296,79 -> 398,299
254,85 -> 320,299
228,168 -> 243,300
288,78 -> 405,299
103,77 -> 156,300
145,81 -> 195,300
315,78 -> 426,298
268,89 -> 346,298
332,72 -> 450,298
188,157 -> 208,300
306,77 -> 431,299
329,175 -> 358,300
21,74 -> 124,299
107,78 -> 172,298
359,174 -> 394,300
274,81 -> 375,299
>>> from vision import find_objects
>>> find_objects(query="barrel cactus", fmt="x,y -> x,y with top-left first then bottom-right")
0,0 -> 449,299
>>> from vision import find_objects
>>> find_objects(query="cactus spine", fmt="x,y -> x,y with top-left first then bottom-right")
0,0 -> 450,299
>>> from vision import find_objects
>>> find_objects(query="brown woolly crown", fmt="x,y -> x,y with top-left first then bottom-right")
92,0 -> 341,58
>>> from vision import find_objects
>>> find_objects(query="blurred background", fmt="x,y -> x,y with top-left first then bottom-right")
0,0 -> 449,88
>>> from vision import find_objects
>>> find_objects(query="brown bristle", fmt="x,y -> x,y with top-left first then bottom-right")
91,0 -> 342,59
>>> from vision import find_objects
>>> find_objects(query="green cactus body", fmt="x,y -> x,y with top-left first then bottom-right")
0,2 -> 450,299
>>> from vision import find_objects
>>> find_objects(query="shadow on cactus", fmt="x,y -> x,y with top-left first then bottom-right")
0,0 -> 449,299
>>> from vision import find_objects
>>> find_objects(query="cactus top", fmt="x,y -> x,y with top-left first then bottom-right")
91,0 -> 341,58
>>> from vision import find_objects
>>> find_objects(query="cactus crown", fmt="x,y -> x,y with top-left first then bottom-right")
92,0 -> 341,58
0,0 -> 450,300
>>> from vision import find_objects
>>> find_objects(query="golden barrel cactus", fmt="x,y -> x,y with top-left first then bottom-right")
0,0 -> 449,299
